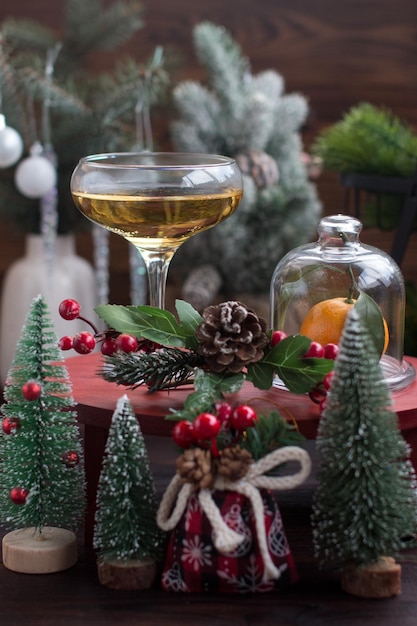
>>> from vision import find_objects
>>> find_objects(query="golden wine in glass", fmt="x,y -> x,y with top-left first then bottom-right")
70,153 -> 243,309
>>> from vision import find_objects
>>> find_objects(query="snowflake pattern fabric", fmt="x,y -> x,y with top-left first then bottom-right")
161,489 -> 298,593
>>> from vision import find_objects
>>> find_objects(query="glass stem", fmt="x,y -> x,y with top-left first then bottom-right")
139,249 -> 175,309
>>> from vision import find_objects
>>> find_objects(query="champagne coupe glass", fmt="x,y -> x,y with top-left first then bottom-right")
70,152 -> 243,309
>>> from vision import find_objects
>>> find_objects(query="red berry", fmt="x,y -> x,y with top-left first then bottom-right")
309,383 -> 326,404
73,331 -> 96,354
2,417 -> 21,435
172,420 -> 196,448
61,450 -> 80,468
230,405 -> 258,430
193,413 -> 221,440
323,370 -> 335,391
22,381 -> 42,401
116,334 -> 139,353
303,341 -> 325,358
214,401 -> 233,423
58,335 -> 73,351
324,343 -> 340,360
10,486 -> 29,505
59,299 -> 81,320
101,337 -> 118,356
139,339 -> 161,353
271,330 -> 287,347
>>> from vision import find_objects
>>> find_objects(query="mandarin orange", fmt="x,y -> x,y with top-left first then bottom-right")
299,297 -> 389,353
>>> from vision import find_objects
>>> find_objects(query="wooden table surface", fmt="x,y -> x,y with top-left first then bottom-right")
1,435 -> 417,626
1,435 -> 417,625
1,354 -> 417,625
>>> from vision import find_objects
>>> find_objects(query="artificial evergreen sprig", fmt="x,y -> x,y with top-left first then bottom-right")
100,347 -> 204,392
95,299 -> 333,395
240,410 -> 305,462
313,102 -> 417,178
59,297 -> 333,397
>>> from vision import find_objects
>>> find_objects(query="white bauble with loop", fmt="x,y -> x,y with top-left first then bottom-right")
15,141 -> 56,198
0,114 -> 24,168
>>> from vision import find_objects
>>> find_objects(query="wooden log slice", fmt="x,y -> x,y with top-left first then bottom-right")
341,556 -> 401,598
2,527 -> 78,574
97,557 -> 157,590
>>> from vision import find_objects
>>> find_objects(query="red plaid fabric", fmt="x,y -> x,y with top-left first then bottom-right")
161,488 -> 298,593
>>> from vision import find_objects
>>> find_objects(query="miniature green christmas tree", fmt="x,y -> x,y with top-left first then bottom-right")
94,394 -> 164,589
311,306 -> 417,598
0,294 -> 85,573
171,21 -> 321,301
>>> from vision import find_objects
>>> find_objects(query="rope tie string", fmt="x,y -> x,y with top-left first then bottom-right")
157,445 -> 311,582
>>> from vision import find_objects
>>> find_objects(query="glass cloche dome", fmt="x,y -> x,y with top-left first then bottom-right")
270,214 -> 415,391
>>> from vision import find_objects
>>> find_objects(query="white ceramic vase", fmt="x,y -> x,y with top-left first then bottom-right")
0,234 -> 97,383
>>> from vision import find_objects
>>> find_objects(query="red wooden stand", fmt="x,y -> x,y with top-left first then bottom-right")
65,353 -> 417,544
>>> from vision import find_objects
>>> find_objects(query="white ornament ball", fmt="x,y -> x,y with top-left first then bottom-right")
0,125 -> 24,168
15,155 -> 57,198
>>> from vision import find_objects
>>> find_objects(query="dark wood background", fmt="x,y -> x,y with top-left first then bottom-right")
0,0 -> 416,303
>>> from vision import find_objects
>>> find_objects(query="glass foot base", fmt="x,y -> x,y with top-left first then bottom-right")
380,355 -> 415,392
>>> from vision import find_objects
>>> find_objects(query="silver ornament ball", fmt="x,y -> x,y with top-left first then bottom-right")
15,155 -> 57,198
0,124 -> 24,168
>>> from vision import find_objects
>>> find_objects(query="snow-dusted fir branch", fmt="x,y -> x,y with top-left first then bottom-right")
171,21 -> 321,297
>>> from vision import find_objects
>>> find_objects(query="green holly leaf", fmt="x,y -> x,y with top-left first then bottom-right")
194,369 -> 245,395
194,368 -> 220,392
354,292 -> 386,357
183,389 -> 218,413
95,304 -> 187,347
166,388 -> 217,421
218,373 -> 245,394
175,300 -> 203,350
247,335 -> 333,394
166,369 -> 245,422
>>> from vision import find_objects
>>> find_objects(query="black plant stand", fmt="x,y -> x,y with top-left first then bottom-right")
341,172 -> 417,267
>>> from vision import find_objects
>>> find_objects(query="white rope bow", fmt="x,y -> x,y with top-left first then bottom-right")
157,445 -> 311,582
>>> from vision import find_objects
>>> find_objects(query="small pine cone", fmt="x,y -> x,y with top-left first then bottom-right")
196,301 -> 269,373
176,448 -> 215,489
216,446 -> 253,481
235,149 -> 279,188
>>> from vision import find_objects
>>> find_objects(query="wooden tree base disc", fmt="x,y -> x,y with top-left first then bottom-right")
341,557 -> 401,598
97,557 -> 157,590
2,527 -> 78,574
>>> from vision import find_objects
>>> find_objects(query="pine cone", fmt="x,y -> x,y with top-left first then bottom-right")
235,149 -> 279,188
196,301 -> 269,373
176,448 -> 215,489
216,446 -> 253,481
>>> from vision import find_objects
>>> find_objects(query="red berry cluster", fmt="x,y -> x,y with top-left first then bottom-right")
270,330 -> 339,411
57,299 -> 156,357
172,402 -> 258,456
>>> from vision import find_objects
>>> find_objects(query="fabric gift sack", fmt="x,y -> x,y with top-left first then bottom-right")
157,445 -> 311,594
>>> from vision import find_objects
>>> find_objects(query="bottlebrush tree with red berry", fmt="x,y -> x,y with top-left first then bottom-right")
0,295 -> 85,534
